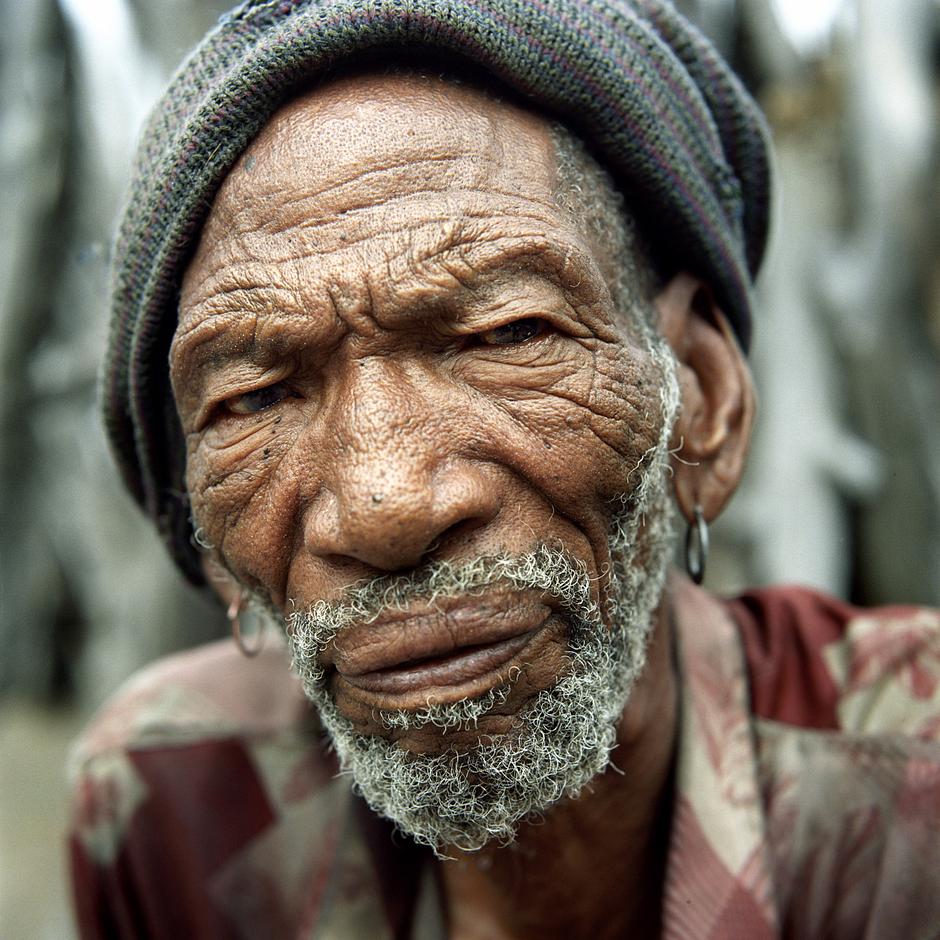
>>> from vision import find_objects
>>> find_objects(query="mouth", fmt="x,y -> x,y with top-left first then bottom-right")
327,591 -> 553,706
339,629 -> 539,695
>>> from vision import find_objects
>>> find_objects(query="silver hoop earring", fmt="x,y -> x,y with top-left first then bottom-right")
684,505 -> 709,585
227,593 -> 266,658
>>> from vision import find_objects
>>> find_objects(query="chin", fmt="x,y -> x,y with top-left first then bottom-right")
315,615 -> 636,854
287,556 -> 655,853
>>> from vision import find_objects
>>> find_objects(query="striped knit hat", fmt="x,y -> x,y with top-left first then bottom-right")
103,0 -> 772,584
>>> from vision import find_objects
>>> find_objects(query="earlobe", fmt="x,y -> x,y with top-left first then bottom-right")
201,554 -> 242,610
655,273 -> 756,525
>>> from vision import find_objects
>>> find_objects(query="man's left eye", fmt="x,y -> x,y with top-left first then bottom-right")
224,382 -> 293,416
478,318 -> 549,346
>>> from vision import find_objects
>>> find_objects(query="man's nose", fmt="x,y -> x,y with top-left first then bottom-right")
302,371 -> 499,572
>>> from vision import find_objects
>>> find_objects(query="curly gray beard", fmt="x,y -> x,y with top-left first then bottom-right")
281,338 -> 679,855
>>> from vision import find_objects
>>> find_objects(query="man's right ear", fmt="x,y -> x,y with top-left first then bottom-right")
201,554 -> 242,610
655,272 -> 756,525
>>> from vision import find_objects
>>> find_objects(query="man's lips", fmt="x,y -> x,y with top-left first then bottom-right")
340,630 -> 540,695
325,592 -> 552,697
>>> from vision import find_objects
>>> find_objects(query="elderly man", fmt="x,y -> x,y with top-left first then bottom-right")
69,1 -> 940,938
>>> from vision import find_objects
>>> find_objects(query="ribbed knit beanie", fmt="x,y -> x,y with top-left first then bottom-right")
103,0 -> 772,584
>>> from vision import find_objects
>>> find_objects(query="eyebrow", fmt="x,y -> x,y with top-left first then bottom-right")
172,222 -> 602,385
391,219 -> 605,314
170,299 -> 330,401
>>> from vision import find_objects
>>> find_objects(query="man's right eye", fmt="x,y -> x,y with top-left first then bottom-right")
223,382 -> 294,416
477,317 -> 549,346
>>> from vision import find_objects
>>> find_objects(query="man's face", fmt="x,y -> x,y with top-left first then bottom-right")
170,73 -> 679,849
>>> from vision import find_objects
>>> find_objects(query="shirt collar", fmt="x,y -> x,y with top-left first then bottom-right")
662,575 -> 779,938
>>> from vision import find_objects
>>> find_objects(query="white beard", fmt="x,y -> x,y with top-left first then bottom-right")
285,477 -> 674,854
282,337 -> 680,855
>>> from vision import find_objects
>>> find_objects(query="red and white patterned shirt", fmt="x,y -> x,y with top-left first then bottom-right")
68,578 -> 940,939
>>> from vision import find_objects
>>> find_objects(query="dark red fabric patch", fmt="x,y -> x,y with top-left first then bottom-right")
70,738 -> 278,938
70,834 -> 151,940
111,740 -> 277,938
726,586 -> 853,731
726,587 -> 922,731
129,740 -> 276,876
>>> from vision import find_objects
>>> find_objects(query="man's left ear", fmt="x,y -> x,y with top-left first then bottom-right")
201,554 -> 242,609
656,272 -> 756,524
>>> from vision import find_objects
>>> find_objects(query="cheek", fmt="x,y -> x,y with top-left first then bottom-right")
584,341 -> 669,487
483,339 -> 669,510
186,409 -> 303,575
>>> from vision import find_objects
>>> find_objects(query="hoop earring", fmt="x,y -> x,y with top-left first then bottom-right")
227,593 -> 266,658
684,505 -> 709,585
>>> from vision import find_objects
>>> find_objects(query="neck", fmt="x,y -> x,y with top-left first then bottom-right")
439,589 -> 679,940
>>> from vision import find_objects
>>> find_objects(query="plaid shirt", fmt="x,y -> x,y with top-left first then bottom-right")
68,577 -> 940,939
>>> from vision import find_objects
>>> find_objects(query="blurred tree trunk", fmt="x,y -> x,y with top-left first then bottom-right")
696,0 -> 940,607
0,0 -> 231,706
0,0 -> 72,697
822,0 -> 940,605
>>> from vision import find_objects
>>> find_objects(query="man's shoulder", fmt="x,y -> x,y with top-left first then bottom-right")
727,588 -> 940,936
70,637 -> 314,773
727,584 -> 940,739
67,640 -> 356,931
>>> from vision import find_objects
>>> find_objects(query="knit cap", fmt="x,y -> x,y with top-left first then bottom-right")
103,0 -> 772,583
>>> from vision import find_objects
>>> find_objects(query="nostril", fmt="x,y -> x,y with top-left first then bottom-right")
425,515 -> 495,558
319,553 -> 376,577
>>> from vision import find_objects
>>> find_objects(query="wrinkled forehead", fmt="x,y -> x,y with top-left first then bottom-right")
193,70 -> 560,255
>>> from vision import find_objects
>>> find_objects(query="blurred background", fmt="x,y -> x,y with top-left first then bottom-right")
1,0 -> 938,936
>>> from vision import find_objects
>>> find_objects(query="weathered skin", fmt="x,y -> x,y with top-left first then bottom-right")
171,72 -> 754,940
